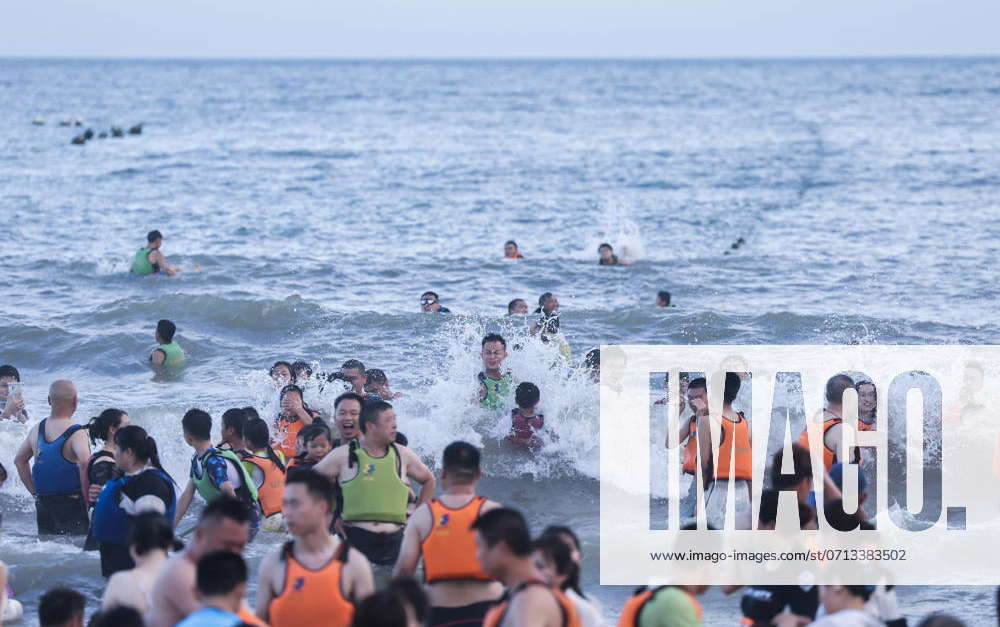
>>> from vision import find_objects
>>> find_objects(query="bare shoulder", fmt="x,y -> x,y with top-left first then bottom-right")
481,499 -> 503,514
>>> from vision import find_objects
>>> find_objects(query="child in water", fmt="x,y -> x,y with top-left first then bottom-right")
290,423 -> 334,469
508,382 -> 545,451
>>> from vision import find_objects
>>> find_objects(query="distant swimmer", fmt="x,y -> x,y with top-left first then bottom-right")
597,243 -> 630,266
174,409 -> 262,537
0,364 -> 29,422
256,470 -> 374,627
150,319 -> 186,368
508,382 -> 544,451
723,236 -> 747,255
13,379 -> 92,536
314,400 -> 435,566
655,290 -> 674,307
504,240 -> 524,259
364,368 -> 402,400
478,333 -> 512,410
531,293 -> 571,359
473,508 -> 581,627
507,298 -> 529,315
91,426 -> 176,577
131,229 -> 182,276
421,291 -> 452,313
584,348 -> 600,383
698,373 -> 752,530
393,442 -> 503,627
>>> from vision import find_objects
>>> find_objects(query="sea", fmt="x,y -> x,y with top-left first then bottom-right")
2,57 -> 1000,624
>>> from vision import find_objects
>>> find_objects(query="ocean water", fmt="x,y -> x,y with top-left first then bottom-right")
2,57 -> 1000,624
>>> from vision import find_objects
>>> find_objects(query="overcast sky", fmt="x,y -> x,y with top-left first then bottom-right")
3,0 -> 998,59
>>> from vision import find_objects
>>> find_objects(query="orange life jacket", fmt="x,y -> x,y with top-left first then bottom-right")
714,412 -> 752,480
797,417 -> 862,471
241,453 -> 286,517
617,586 -> 703,627
422,496 -> 493,583
237,607 -> 268,627
482,581 -> 580,627
274,417 -> 304,460
268,539 -> 355,627
682,417 -> 698,474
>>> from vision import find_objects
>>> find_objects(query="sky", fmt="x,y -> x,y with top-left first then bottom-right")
2,0 -> 998,59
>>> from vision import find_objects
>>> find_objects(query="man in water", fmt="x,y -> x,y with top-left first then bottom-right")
504,240 -> 524,259
315,400 -> 435,566
148,496 -> 259,627
797,374 -> 860,471
478,333 -> 512,410
175,552 -> 248,627
150,319 -> 186,368
598,242 -> 630,266
473,508 -> 579,627
395,441 -> 503,627
507,299 -> 528,315
256,471 -> 374,626
13,380 -> 92,536
697,373 -> 752,529
655,291 -> 672,307
340,359 -> 368,396
131,229 -> 181,276
0,364 -> 28,422
332,392 -> 364,447
420,291 -> 451,313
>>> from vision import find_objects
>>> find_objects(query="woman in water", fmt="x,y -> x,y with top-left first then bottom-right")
84,409 -> 130,550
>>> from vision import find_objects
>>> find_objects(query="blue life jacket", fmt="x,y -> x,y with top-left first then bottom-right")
31,420 -> 84,496
91,468 -> 176,544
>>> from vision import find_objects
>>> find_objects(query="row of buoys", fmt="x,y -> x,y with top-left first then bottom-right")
70,124 -> 143,145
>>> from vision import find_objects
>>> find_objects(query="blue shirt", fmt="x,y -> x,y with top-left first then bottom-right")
175,606 -> 242,627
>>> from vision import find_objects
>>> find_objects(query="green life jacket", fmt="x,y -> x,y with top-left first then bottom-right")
340,441 -> 409,524
478,371 -> 512,409
192,448 -> 259,506
131,248 -> 154,275
154,342 -> 186,367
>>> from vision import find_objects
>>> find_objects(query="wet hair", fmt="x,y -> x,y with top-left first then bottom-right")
129,512 -> 178,556
279,384 -> 305,406
421,291 -> 439,300
285,469 -> 335,508
471,508 -> 532,557
724,372 -> 741,404
182,408 -> 213,441
301,422 -> 332,446
826,374 -> 856,404
90,606 -> 145,627
504,240 -> 518,248
770,443 -> 813,490
39,587 -> 86,627
87,408 -> 127,444
507,299 -> 526,314
598,243 -> 613,251
114,425 -> 168,474
351,587 -> 410,627
156,319 -> 176,343
197,551 -> 247,597
365,368 -> 387,386
341,359 -> 366,372
533,533 -> 583,596
657,290 -> 671,305
389,577 -> 429,624
334,391 -> 366,410
482,333 -> 507,349
584,348 -> 600,371
515,382 -> 540,409
221,408 -> 247,439
244,418 -> 286,472
542,525 -> 582,555
291,361 -> 312,381
360,400 -> 393,433
146,229 -> 163,243
442,441 -> 480,482
242,406 -> 260,421
0,364 -> 20,382
537,292 -> 554,309
200,494 -> 251,526
270,361 -> 293,378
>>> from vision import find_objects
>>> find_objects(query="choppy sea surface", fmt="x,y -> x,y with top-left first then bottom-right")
2,57 -> 1000,624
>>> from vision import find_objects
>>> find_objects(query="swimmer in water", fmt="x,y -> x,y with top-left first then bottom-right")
597,242 -> 630,266
130,230 -> 182,276
504,240 -> 524,259
365,368 -> 402,400
340,359 -> 368,396
291,361 -> 313,385
507,299 -> 529,315
270,361 -> 293,386
421,291 -> 452,313
478,334 -> 512,410
507,382 -> 544,451
530,294 -> 571,359
150,319 -> 186,368
655,290 -> 673,307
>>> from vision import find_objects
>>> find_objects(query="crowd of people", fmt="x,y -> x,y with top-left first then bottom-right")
0,230 -> 987,627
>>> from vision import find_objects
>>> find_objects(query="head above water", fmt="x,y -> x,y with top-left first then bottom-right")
291,361 -> 312,382
156,319 -> 176,344
598,242 -> 614,259
504,240 -> 519,257
146,229 -> 163,247
421,290 -> 443,312
656,290 -> 671,307
270,361 -> 293,384
515,382 -> 540,409
507,298 -> 528,315
537,292 -> 559,314
442,441 -> 481,485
